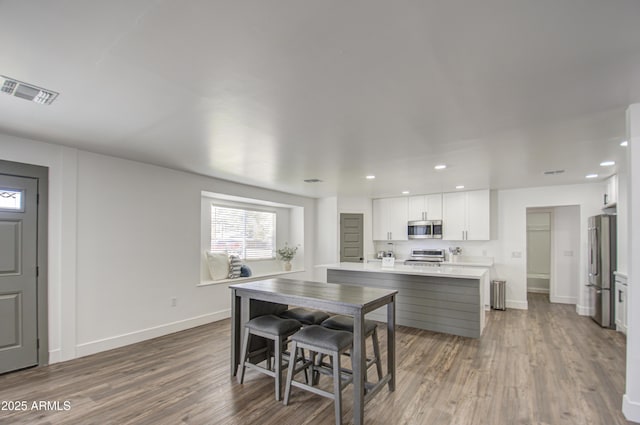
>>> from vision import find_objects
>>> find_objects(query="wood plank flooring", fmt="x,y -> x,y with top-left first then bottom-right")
0,293 -> 634,425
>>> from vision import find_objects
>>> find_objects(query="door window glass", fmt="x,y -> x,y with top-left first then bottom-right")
0,189 -> 23,211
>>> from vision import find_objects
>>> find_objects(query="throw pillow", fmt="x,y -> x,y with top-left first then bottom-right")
240,264 -> 252,277
228,254 -> 242,279
205,251 -> 229,280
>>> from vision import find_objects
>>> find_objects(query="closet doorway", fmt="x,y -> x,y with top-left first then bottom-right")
526,205 -> 580,305
526,209 -> 552,297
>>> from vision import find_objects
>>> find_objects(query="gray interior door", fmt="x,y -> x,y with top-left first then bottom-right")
0,174 -> 38,374
340,213 -> 364,262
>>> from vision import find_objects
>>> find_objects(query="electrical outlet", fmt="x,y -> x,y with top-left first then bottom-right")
564,250 -> 574,257
171,297 -> 177,307
512,251 -> 522,258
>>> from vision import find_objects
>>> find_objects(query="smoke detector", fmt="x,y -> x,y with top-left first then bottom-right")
1,75 -> 58,105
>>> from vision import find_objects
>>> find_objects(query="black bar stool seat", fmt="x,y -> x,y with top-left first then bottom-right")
279,307 -> 330,325
321,315 -> 377,334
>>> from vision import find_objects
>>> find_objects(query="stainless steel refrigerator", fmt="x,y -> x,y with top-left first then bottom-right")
587,214 -> 617,328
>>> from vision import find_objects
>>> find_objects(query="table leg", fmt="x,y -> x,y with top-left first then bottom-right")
231,289 -> 240,377
353,310 -> 365,425
387,297 -> 396,391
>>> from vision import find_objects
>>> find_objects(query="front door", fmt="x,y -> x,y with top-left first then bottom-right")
0,174 -> 38,373
340,213 -> 364,262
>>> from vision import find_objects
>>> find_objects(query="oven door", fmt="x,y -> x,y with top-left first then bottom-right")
408,221 -> 432,239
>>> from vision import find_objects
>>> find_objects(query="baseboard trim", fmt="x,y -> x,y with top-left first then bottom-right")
48,349 -> 61,364
506,300 -> 528,310
549,295 -> 577,305
576,304 -> 592,316
623,394 -> 640,422
76,309 -> 231,358
527,288 -> 550,294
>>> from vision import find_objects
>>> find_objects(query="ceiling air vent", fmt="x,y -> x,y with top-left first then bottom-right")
304,179 -> 323,183
1,75 -> 59,105
543,169 -> 565,175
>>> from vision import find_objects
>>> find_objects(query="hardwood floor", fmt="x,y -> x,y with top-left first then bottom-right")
0,293 -> 634,425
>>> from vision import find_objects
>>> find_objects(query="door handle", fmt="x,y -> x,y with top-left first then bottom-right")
619,290 -> 623,303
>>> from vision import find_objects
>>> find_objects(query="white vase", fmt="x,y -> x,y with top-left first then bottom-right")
283,261 -> 292,271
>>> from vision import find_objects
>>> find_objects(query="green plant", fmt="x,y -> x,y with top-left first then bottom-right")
276,243 -> 298,261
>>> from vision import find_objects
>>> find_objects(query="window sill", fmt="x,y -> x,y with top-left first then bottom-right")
198,269 -> 305,287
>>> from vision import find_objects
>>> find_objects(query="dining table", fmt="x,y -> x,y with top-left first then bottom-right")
230,277 -> 397,425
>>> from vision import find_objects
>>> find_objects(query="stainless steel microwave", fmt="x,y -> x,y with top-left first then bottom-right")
408,220 -> 443,239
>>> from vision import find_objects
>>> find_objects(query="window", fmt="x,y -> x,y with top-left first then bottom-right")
210,205 -> 276,260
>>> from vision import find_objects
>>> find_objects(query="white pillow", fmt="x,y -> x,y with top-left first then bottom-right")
205,251 -> 229,280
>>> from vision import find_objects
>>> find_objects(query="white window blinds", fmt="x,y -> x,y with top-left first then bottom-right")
210,205 -> 276,260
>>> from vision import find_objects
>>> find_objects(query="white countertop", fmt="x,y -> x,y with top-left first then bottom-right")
323,262 -> 488,279
441,260 -> 493,267
368,256 -> 493,268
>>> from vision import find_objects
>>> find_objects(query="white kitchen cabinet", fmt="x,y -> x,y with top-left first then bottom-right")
615,273 -> 627,335
373,197 -> 408,241
604,174 -> 618,208
442,189 -> 490,241
408,194 -> 442,221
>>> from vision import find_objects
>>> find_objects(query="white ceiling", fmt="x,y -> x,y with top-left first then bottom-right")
1,0 -> 639,198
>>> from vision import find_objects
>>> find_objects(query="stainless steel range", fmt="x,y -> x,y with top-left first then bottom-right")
404,248 -> 445,266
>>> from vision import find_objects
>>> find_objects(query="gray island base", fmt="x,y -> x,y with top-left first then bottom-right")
327,265 -> 487,338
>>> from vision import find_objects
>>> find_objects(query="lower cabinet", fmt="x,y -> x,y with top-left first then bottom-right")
615,274 -> 627,335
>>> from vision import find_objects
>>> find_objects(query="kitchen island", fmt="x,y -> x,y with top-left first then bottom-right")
325,262 -> 488,338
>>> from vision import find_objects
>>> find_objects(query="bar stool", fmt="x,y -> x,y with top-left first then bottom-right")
279,307 -> 330,326
283,325 -> 354,425
321,315 -> 383,382
238,314 -> 302,400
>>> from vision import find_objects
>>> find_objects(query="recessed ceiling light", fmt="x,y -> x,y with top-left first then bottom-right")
365,175 -> 376,180
434,164 -> 447,170
401,191 -> 410,195
621,140 -> 628,147
600,161 -> 615,167
0,75 -> 59,105
455,185 -> 465,189
586,174 -> 599,179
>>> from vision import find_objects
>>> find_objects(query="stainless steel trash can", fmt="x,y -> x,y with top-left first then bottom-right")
491,280 -> 506,310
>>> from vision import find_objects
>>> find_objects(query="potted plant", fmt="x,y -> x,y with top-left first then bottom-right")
276,243 -> 298,271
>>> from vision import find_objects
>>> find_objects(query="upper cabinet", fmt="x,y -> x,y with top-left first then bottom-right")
408,194 -> 442,221
604,174 -> 618,208
442,189 -> 490,241
373,197 -> 408,241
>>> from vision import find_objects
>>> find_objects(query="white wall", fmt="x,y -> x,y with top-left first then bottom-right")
314,197 -> 338,280
0,134 -> 316,362
551,206 -> 580,304
623,104 -> 640,422
496,184 -> 604,311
